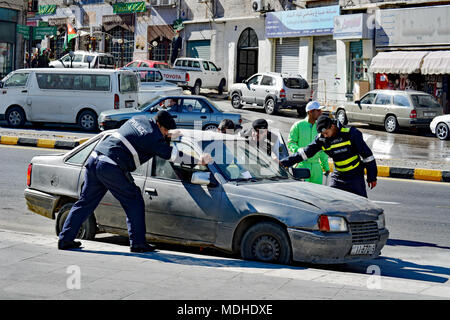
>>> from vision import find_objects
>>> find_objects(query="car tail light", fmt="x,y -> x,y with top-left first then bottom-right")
186,72 -> 190,82
279,88 -> 286,98
27,163 -> 32,187
318,215 -> 330,232
114,94 -> 119,109
239,118 -> 242,124
410,110 -> 417,118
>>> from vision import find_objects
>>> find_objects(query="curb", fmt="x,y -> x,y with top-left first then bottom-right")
0,135 -> 90,150
328,162 -> 450,183
1,134 -> 449,183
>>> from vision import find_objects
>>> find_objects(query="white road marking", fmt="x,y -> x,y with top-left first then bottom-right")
372,200 -> 401,205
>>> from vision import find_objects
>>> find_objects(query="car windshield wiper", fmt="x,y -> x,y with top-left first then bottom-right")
262,176 -> 289,181
233,177 -> 264,183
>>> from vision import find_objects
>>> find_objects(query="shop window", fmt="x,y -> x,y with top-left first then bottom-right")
149,37 -> 172,63
110,26 -> 134,67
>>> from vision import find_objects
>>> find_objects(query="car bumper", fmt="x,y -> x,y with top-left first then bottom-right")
276,100 -> 306,109
287,227 -> 389,264
24,188 -> 60,220
409,118 -> 433,128
99,120 -> 118,131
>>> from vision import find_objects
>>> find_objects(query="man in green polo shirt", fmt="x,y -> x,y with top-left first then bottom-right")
288,101 -> 330,184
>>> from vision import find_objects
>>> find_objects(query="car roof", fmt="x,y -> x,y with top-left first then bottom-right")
14,68 -> 131,74
102,129 -> 245,142
368,89 -> 430,95
123,66 -> 161,72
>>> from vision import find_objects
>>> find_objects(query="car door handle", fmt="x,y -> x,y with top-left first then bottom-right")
145,187 -> 157,195
21,90 -> 27,93
200,116 -> 207,119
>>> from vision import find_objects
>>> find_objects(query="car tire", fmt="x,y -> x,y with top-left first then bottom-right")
297,107 -> 307,118
384,115 -> 399,133
191,81 -> 201,95
55,203 -> 97,240
6,106 -> 26,128
218,79 -> 226,95
264,98 -> 278,115
203,124 -> 218,131
336,109 -> 348,125
77,110 -> 98,132
241,221 -> 291,265
231,93 -> 243,109
436,122 -> 450,140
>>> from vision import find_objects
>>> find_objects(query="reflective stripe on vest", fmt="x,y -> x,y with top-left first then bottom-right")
335,161 -> 360,172
334,155 -> 359,167
322,140 -> 351,151
112,131 -> 141,170
341,127 -> 350,133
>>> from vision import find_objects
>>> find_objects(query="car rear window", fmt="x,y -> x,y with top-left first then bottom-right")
119,73 -> 139,93
283,77 -> 309,89
411,94 -> 441,108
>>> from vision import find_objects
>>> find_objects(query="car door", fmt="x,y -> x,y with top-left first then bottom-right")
351,92 -> 377,122
1,71 -> 30,115
371,92 -> 392,124
255,75 -> 275,105
30,72 -> 65,121
177,97 -> 211,129
241,74 -> 261,104
143,141 -> 221,242
208,61 -> 222,88
200,60 -> 213,87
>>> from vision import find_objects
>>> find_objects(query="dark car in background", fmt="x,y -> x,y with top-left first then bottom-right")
98,95 -> 241,131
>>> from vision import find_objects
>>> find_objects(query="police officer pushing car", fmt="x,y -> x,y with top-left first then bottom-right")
280,115 -> 377,198
58,110 -> 212,252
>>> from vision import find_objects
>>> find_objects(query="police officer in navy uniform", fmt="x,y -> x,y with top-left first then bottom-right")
280,115 -> 377,197
58,111 -> 212,252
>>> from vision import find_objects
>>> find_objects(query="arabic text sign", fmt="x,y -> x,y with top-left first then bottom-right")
266,5 -> 340,38
333,13 -> 374,40
113,1 -> 146,14
375,5 -> 450,47
32,26 -> 57,40
17,25 -> 30,40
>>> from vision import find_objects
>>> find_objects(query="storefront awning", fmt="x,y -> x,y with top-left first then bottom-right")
102,14 -> 134,33
421,51 -> 450,75
369,51 -> 429,74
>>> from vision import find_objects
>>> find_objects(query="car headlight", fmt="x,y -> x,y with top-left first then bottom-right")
318,215 -> 348,232
102,116 -> 112,121
377,213 -> 386,229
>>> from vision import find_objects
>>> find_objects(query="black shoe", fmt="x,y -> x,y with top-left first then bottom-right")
130,243 -> 156,253
58,240 -> 82,250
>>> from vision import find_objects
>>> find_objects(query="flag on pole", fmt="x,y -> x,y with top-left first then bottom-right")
63,23 -> 77,50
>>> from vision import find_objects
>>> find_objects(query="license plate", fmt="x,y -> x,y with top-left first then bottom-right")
293,94 -> 305,99
424,112 -> 436,117
125,101 -> 134,108
350,244 -> 376,255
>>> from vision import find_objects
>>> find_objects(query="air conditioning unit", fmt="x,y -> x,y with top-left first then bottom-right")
151,0 -> 176,6
252,0 -> 264,12
62,0 -> 74,7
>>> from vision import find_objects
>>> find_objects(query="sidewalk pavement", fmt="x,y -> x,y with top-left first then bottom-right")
1,228 -> 449,300
1,127 -> 449,183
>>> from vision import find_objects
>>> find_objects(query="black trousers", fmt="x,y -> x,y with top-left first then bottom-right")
330,173 -> 368,198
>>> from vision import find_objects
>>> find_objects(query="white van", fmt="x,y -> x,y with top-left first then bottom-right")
49,51 -> 115,69
0,68 -> 138,131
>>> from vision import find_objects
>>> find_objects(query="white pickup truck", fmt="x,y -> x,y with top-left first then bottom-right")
173,58 -> 227,95
123,67 -> 183,105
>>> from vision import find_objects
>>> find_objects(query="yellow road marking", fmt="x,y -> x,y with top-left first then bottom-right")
414,168 -> 442,182
36,139 -> 56,149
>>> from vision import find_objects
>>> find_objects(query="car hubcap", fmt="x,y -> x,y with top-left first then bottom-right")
81,115 -> 94,129
252,235 -> 280,262
204,125 -> 217,131
386,118 -> 396,131
437,124 -> 448,139
266,101 -> 274,113
9,111 -> 21,125
232,96 -> 240,107
337,112 -> 345,124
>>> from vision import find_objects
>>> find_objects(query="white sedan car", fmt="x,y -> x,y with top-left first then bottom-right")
430,114 -> 450,140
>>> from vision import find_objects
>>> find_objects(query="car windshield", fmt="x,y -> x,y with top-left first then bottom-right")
136,95 -> 163,110
411,94 -> 441,108
201,140 -> 289,181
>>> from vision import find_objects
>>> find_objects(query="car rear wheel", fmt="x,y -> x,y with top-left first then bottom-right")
191,80 -> 201,95
336,109 -> 348,125
231,93 -> 243,109
55,203 -> 97,240
6,106 -> 26,128
78,110 -> 98,132
264,98 -> 277,115
436,122 -> 450,140
241,222 -> 291,265
203,124 -> 218,131
384,115 -> 399,133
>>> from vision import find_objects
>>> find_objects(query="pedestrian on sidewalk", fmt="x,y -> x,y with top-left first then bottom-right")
280,115 -> 377,197
58,111 -> 213,252
287,101 -> 330,184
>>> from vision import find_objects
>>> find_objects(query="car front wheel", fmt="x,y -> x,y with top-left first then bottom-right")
6,106 -> 26,128
55,203 -> 97,240
241,222 -> 291,265
336,109 -> 348,125
436,122 -> 450,140
231,93 -> 243,109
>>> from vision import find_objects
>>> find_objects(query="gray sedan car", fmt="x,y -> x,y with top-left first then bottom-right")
24,130 -> 388,265
98,95 -> 241,132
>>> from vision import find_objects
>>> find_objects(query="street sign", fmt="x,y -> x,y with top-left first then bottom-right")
17,25 -> 30,40
113,1 -> 146,14
32,26 -> 57,40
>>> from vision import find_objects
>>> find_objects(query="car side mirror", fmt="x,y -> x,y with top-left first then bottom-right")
355,100 -> 361,105
217,67 -> 221,71
243,79 -> 247,84
291,168 -> 311,180
191,172 -> 211,186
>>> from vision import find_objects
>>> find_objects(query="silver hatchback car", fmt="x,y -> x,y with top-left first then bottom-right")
24,130 -> 388,265
229,72 -> 311,116
335,90 -> 443,133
